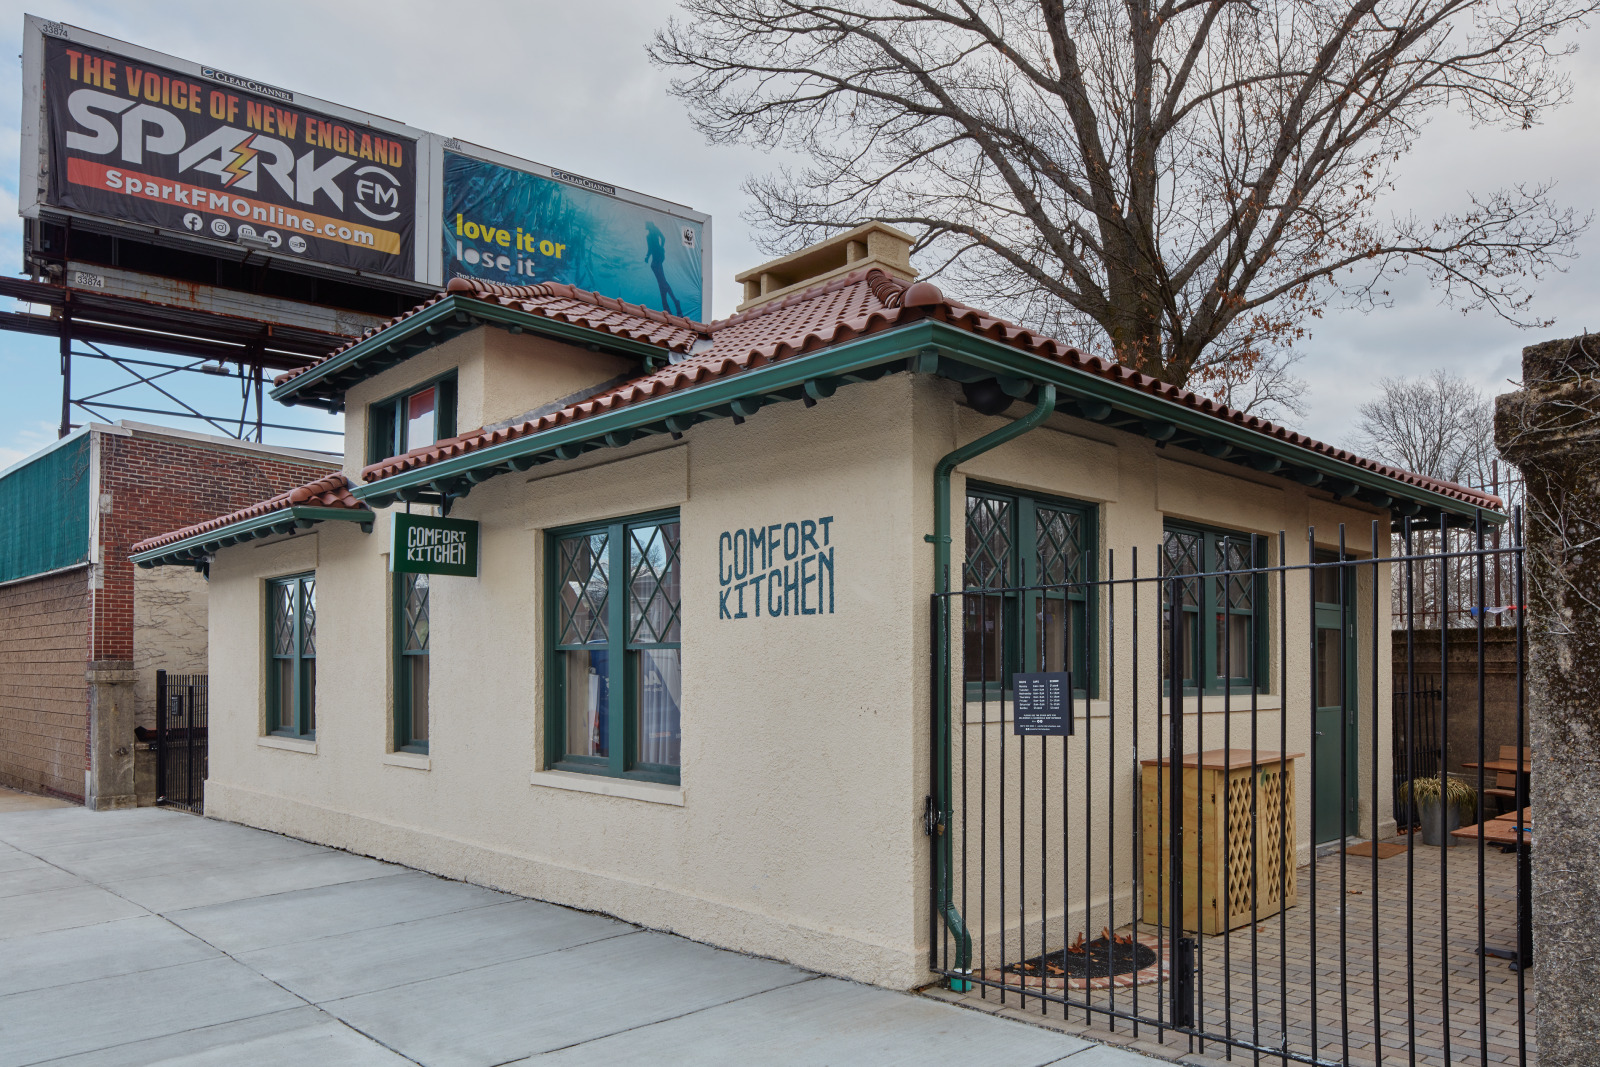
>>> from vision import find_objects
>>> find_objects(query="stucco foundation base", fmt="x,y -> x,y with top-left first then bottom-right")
204,780 -> 929,990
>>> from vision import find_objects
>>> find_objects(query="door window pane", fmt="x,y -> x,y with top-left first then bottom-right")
1316,628 -> 1343,707
406,386 -> 437,450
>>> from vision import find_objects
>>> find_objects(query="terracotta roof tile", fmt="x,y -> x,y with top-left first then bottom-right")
274,278 -> 708,388
131,473 -> 367,554
349,268 -> 1497,513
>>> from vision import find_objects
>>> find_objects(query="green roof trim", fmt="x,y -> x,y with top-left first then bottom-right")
351,319 -> 1500,526
270,295 -> 677,410
131,506 -> 373,570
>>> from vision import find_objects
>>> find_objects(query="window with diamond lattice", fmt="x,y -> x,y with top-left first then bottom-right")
267,574 -> 316,737
394,572 -> 430,752
1161,523 -> 1265,693
549,511 -> 681,782
963,485 -> 1095,696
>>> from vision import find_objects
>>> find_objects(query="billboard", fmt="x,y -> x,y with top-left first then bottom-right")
38,34 -> 416,279
441,151 -> 707,321
20,16 -> 713,318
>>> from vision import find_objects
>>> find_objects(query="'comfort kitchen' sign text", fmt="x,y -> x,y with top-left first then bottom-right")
718,516 -> 835,619
391,513 -> 479,577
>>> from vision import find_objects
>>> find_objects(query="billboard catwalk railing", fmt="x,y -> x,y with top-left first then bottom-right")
928,515 -> 1530,1066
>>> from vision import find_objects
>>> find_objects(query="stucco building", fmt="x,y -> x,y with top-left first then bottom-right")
132,225 -> 1498,989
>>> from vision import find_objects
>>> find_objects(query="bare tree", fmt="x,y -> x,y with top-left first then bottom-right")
653,0 -> 1591,417
1350,369 -> 1496,487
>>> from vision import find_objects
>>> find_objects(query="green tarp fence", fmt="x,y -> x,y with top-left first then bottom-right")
0,434 -> 90,584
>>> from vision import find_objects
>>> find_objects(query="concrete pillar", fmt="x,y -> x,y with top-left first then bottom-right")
1494,335 -> 1600,1065
85,660 -> 138,811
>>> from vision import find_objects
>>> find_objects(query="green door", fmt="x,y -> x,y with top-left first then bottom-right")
1313,552 -> 1359,844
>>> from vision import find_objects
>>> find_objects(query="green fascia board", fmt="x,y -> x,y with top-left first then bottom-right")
270,296 -> 681,408
353,324 -> 937,503
131,506 -> 373,568
920,324 -> 1504,524
353,316 -> 1497,523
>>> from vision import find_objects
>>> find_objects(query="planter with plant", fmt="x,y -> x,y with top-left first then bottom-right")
1398,776 -> 1477,847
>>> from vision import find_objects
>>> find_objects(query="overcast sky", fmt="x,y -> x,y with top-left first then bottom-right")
0,0 -> 1595,473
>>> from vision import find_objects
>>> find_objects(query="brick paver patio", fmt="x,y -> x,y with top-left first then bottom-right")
935,839 -> 1536,1066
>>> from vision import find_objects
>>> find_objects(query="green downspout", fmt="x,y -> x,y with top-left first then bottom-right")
930,383 -> 1056,991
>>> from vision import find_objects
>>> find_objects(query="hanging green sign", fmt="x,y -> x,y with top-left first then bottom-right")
391,513 -> 478,577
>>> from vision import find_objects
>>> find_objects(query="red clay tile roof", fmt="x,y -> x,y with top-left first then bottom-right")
354,268 -> 1500,512
131,473 -> 367,554
273,278 -> 708,388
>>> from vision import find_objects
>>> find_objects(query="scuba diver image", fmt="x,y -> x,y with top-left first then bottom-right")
645,221 -> 683,316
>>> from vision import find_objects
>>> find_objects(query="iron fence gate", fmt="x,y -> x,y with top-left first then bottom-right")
155,670 -> 208,813
929,515 -> 1530,1066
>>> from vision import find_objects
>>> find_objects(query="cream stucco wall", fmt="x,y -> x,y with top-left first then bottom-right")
340,328 -> 637,479
209,371 -> 930,988
203,355 -> 1395,992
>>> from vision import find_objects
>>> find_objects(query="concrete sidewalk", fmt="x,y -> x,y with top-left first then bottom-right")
0,795 -> 1162,1066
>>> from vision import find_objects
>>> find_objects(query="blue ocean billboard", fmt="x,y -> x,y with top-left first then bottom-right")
442,152 -> 706,322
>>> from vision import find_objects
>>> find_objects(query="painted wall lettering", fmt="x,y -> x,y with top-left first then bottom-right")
717,515 -> 835,620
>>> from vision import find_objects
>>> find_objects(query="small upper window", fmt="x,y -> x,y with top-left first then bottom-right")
369,376 -> 457,464
1160,524 -> 1264,693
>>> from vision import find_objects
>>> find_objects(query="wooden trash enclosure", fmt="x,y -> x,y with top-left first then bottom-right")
1140,749 -> 1301,935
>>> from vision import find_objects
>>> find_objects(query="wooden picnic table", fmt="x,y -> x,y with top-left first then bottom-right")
1460,758 -> 1532,774
1493,808 -> 1532,824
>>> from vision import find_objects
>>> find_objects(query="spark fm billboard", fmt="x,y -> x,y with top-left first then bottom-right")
20,17 -> 712,316
37,34 -> 416,278
442,151 -> 706,322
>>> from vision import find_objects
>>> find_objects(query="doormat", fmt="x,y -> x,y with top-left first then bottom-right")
1347,840 -> 1407,859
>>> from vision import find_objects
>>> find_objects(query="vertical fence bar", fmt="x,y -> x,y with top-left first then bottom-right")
155,669 -> 167,804
982,591 -> 991,1000
1277,531 -> 1290,1067
1107,549 -> 1118,1030
1306,528 -> 1320,1063
1168,575 -> 1192,1033
1436,513 -> 1452,1066
1403,517 -> 1418,1067
1338,524 -> 1350,1067
1249,531 -> 1261,1067
1132,547 -> 1143,1039
1512,506 -> 1527,1066
1475,511 -> 1489,1064
1369,521 -> 1383,1067
1222,541 -> 1235,1057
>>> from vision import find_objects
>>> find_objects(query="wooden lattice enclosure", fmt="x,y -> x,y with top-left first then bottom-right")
1140,749 -> 1300,934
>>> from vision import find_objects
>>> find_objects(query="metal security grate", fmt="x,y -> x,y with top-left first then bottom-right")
155,670 -> 208,813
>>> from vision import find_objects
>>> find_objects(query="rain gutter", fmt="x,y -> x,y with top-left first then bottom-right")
928,383 -> 1057,989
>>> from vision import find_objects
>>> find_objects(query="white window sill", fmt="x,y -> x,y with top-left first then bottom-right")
529,769 -> 684,806
383,751 -> 431,771
258,735 -> 317,754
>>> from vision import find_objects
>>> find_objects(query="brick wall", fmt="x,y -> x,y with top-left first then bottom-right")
0,427 -> 337,802
92,431 -> 338,666
0,568 -> 90,801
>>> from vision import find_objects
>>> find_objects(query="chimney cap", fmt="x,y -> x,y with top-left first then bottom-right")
733,221 -> 918,313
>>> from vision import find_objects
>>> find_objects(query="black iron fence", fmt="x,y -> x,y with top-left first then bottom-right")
155,671 -> 208,813
929,514 -> 1529,1066
1391,678 -> 1440,829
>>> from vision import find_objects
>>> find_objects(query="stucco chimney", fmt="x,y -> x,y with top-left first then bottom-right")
733,222 -> 918,313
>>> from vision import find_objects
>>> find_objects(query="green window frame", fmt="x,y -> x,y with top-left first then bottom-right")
394,571 -> 430,753
267,573 -> 317,738
367,372 -> 458,465
1160,523 -> 1266,694
963,484 -> 1096,697
546,510 -> 682,784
